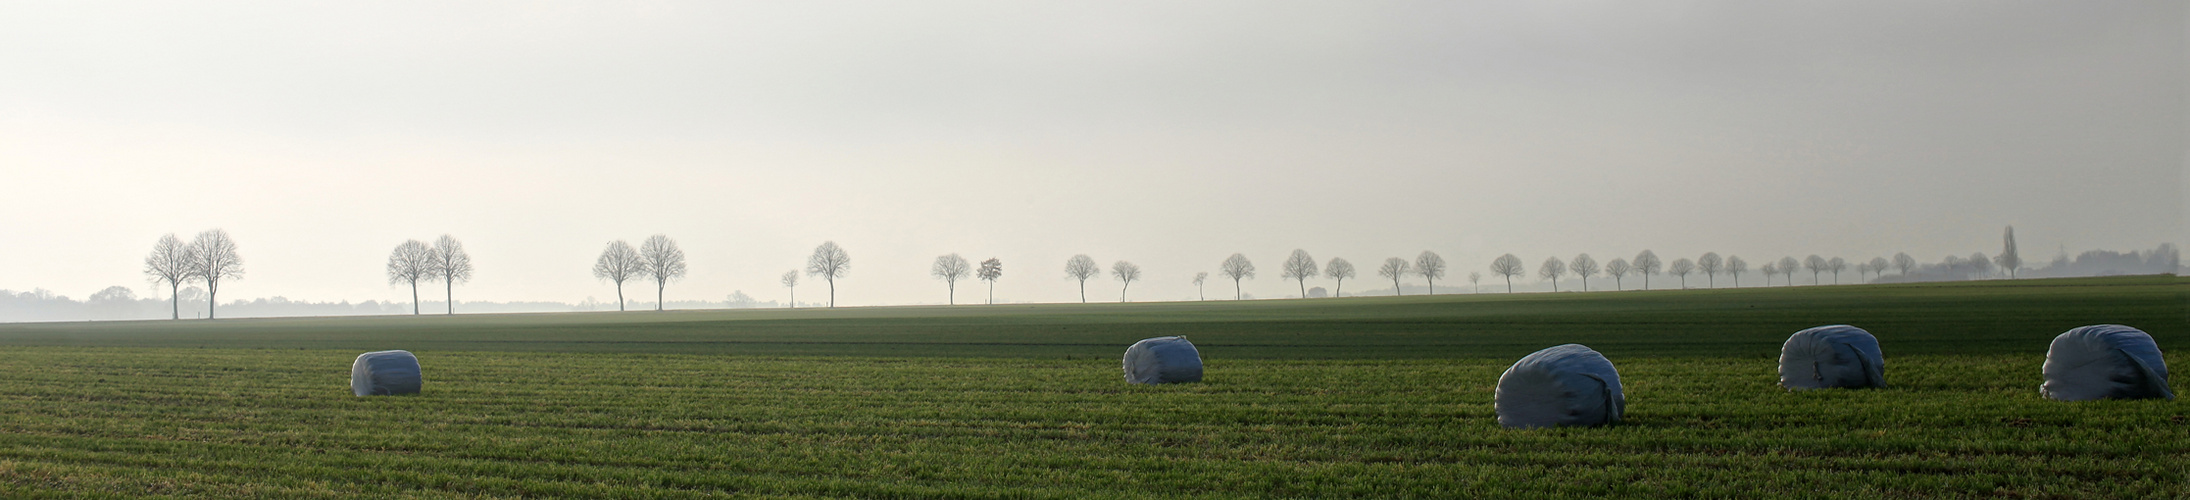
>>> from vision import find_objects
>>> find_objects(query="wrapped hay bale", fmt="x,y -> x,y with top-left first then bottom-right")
1778,325 -> 1886,390
351,350 -> 422,396
1496,344 -> 1624,429
1123,336 -> 1203,384
2041,325 -> 2172,401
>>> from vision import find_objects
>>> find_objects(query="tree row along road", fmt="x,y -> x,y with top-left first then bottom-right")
1,276 -> 2180,360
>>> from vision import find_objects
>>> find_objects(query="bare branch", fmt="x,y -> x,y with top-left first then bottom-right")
386,239 -> 434,315
931,253 -> 971,305
806,241 -> 850,308
1110,260 -> 1141,302
188,229 -> 244,319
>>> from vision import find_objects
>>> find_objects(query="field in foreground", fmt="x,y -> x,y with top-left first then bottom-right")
0,276 -> 2182,498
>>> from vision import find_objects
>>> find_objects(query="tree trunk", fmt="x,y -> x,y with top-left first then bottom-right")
789,286 -> 795,308
616,282 -> 625,311
1297,279 -> 1305,298
987,281 -> 994,305
1234,279 -> 1243,300
1121,282 -> 1129,302
1427,278 -> 1434,295
411,281 -> 419,315
949,280 -> 956,305
446,280 -> 455,315
170,281 -> 179,320
1392,277 -> 1401,296
1335,279 -> 1343,297
1505,276 -> 1513,293
1580,276 -> 1587,291
1079,279 -> 1087,303
1551,277 -> 1558,292
206,280 -> 218,319
828,277 -> 836,308
657,281 -> 665,311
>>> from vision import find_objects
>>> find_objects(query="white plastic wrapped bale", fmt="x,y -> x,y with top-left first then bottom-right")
1122,336 -> 1203,384
351,350 -> 423,396
2041,325 -> 2173,401
1778,325 -> 1886,390
1496,344 -> 1624,429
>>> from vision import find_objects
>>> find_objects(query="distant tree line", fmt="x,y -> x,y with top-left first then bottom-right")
73,225 -> 2176,323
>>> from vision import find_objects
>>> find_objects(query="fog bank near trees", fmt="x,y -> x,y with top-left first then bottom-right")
0,290 -> 802,323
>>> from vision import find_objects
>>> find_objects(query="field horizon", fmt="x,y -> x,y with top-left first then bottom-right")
1,275 -> 2180,360
0,275 -> 2182,498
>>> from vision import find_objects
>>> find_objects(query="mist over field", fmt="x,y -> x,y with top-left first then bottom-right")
1,0 -> 2182,315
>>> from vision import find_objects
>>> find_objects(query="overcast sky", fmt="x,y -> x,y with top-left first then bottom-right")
1,1 -> 2182,307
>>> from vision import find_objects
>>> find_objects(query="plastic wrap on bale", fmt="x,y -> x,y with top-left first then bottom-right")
1496,344 -> 1624,429
351,350 -> 423,396
1123,336 -> 1203,384
2042,325 -> 2172,401
1779,325 -> 1886,390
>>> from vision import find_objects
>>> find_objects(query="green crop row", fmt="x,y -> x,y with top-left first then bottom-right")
0,347 -> 2181,499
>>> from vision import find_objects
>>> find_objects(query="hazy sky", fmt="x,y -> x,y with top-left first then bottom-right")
2,1 -> 2183,307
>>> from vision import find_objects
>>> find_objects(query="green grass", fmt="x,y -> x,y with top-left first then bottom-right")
2,275 -> 2182,359
0,276 -> 2182,498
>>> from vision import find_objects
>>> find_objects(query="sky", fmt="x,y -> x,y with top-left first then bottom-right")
1,1 -> 2183,307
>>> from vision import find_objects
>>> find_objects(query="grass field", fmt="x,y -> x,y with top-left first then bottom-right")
0,276 -> 2182,498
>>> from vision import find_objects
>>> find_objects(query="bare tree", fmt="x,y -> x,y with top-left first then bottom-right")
1490,254 -> 1525,292
1802,255 -> 1827,284
1111,261 -> 1142,302
977,258 -> 1003,304
1668,258 -> 1696,288
1855,261 -> 1872,281
1997,226 -> 2021,278
592,240 -> 644,311
639,235 -> 687,311
1280,249 -> 1319,298
1827,257 -> 1848,284
1892,252 -> 1917,277
430,235 -> 473,315
806,241 -> 851,308
1967,252 -> 1992,279
1761,262 -> 1779,286
780,270 -> 799,308
1605,258 -> 1631,290
1192,272 -> 1209,301
1219,253 -> 1256,300
142,233 -> 195,320
1414,251 -> 1447,294
1378,257 -> 1410,295
1779,256 -> 1801,285
1065,254 -> 1100,303
1631,250 -> 1661,290
1324,258 -> 1355,297
1538,256 -> 1567,292
932,253 -> 972,305
1867,257 -> 1889,281
1569,254 -> 1598,292
1696,252 -> 1723,288
386,239 -> 435,315
1942,254 -> 1966,279
1467,271 -> 1482,293
188,229 -> 244,319
1726,255 -> 1748,287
